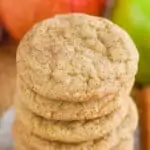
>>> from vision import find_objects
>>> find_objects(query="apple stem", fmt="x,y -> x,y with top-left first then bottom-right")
103,0 -> 117,18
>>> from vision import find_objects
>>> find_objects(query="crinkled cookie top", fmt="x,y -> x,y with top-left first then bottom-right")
17,13 -> 139,102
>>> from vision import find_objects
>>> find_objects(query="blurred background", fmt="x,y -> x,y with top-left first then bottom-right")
0,0 -> 149,149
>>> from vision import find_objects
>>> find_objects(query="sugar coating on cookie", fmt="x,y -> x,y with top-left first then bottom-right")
17,13 -> 139,102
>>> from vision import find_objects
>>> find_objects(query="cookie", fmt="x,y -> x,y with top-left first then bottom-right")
14,129 -> 132,150
17,13 -> 139,102
14,144 -> 31,150
15,97 -> 135,143
13,100 -> 137,150
111,138 -> 134,150
14,139 -> 134,150
17,78 -> 124,121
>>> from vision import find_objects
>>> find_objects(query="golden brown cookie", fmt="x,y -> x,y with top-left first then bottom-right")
17,78 -> 125,121
15,97 -> 137,143
14,130 -> 132,150
14,138 -> 134,150
17,13 -> 139,102
13,100 -> 137,150
15,139 -> 134,150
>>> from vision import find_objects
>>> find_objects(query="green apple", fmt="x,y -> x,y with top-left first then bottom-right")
111,0 -> 150,85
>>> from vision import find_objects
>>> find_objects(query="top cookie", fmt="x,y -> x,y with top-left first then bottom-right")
17,13 -> 139,102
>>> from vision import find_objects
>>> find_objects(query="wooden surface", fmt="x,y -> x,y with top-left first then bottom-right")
0,39 -> 17,116
136,87 -> 150,150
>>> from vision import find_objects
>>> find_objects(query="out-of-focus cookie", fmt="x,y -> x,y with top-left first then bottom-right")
13,100 -> 137,150
111,138 -> 134,150
17,78 -> 124,121
15,97 -> 137,143
17,13 -> 139,102
13,126 -> 132,150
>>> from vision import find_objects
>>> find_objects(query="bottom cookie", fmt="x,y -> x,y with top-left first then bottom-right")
14,133 -> 134,150
15,96 -> 131,143
13,101 -> 137,150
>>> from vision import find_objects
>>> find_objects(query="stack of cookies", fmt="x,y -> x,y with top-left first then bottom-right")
13,13 -> 139,150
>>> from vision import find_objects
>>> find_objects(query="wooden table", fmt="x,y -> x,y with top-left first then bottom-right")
135,88 -> 150,150
0,39 -> 17,116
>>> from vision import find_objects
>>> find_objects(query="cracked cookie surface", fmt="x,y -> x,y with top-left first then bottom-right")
17,78 -> 123,121
17,13 -> 139,102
